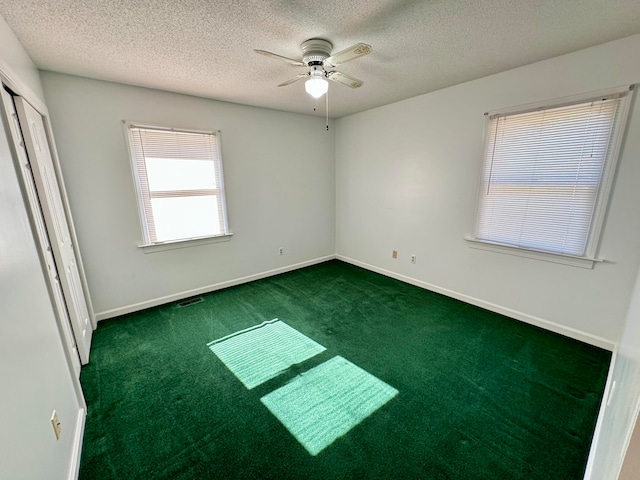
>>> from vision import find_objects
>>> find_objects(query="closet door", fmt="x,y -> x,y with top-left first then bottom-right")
0,89 -> 82,375
14,96 -> 92,364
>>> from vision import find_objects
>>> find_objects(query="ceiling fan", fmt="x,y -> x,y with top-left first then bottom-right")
255,39 -> 372,99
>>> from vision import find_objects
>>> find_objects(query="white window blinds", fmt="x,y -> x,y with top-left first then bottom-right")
128,125 -> 229,244
474,91 -> 629,258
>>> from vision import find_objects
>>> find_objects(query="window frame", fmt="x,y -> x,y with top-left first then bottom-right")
466,85 -> 634,269
123,121 -> 232,252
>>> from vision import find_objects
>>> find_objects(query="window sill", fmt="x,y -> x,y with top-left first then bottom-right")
138,233 -> 233,254
464,236 -> 603,269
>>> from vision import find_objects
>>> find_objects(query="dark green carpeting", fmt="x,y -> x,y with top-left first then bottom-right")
79,260 -> 610,479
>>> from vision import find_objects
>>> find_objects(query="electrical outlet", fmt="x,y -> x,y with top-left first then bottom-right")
278,247 -> 284,256
411,254 -> 416,264
51,410 -> 61,440
392,250 -> 398,259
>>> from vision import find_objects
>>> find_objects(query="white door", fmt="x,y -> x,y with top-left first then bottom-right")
13,96 -> 92,364
0,89 -> 82,376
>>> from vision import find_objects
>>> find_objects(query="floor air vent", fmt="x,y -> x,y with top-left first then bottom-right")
177,297 -> 203,308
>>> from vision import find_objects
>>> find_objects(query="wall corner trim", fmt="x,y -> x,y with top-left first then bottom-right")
336,255 -> 616,351
583,348 -> 618,480
69,408 -> 86,480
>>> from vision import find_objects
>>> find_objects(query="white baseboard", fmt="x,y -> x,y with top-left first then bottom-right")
96,253 -> 616,350
69,407 -> 86,480
95,255 -> 336,321
337,255 -> 616,351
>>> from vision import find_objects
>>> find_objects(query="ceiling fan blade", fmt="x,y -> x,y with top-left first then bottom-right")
254,49 -> 306,67
277,73 -> 309,87
324,43 -> 371,67
327,71 -> 363,89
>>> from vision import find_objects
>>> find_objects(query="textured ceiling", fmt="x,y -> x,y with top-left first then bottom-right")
0,0 -> 639,118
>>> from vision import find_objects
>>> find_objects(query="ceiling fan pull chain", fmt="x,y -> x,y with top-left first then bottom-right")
326,88 -> 329,131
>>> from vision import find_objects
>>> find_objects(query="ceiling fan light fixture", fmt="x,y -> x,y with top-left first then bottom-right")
305,66 -> 328,98
305,77 -> 328,98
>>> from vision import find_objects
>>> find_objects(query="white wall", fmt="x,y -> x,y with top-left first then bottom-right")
335,34 -> 640,345
40,72 -> 336,318
588,263 -> 640,479
0,15 -> 82,479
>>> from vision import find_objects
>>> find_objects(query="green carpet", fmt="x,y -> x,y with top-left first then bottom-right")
79,260 -> 610,479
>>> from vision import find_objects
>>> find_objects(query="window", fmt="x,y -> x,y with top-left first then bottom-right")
470,86 -> 633,267
126,124 -> 230,247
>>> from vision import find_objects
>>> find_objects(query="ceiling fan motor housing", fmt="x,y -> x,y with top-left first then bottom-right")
301,39 -> 333,66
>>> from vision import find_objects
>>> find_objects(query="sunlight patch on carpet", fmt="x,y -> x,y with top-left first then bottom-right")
207,319 -> 326,389
260,356 -> 398,455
